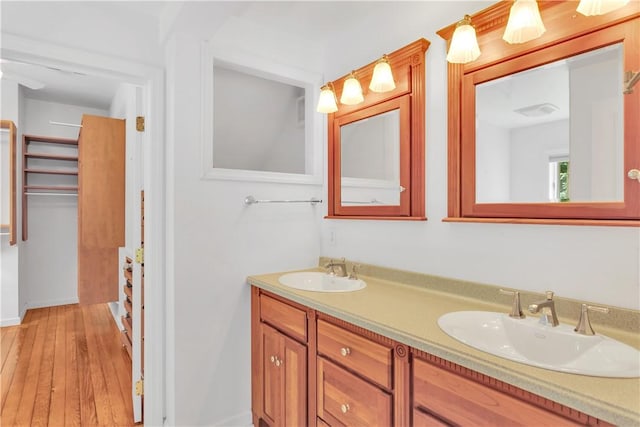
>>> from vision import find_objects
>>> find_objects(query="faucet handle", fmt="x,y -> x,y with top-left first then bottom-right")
545,291 -> 555,300
499,289 -> 525,319
574,304 -> 610,336
348,264 -> 360,280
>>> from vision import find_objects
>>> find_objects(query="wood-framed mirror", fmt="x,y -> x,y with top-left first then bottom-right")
438,1 -> 640,226
1,120 -> 17,245
327,39 -> 429,220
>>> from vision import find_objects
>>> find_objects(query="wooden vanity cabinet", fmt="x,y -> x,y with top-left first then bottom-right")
252,289 -> 313,427
412,352 -> 610,427
251,287 -> 612,426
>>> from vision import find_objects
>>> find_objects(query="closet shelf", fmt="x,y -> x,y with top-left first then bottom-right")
25,153 -> 78,161
24,185 -> 78,191
24,169 -> 78,176
22,134 -> 79,240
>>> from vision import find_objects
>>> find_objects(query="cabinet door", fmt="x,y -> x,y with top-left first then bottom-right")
261,323 -> 307,427
282,334 -> 307,427
262,324 -> 283,426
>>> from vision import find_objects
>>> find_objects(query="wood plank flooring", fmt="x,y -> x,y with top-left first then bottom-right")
1,304 -> 135,426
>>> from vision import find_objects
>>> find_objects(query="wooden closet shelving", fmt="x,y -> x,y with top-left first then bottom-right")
22,134 -> 78,240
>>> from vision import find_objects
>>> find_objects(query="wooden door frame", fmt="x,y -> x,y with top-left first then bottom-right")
0,33 -> 167,427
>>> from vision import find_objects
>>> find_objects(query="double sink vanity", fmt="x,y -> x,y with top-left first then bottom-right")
249,259 -> 640,426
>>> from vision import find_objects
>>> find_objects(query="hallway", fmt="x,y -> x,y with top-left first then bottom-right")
1,304 -> 135,426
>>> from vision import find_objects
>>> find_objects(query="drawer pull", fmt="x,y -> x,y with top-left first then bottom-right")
340,347 -> 351,357
340,404 -> 350,414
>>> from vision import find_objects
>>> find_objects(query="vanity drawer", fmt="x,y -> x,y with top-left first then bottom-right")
317,319 -> 392,389
260,293 -> 307,343
413,357 -> 581,426
317,357 -> 392,427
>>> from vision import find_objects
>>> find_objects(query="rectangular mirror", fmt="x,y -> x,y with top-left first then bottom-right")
327,39 -> 429,220
341,109 -> 401,207
440,2 -> 640,224
1,120 -> 17,245
476,44 -> 623,204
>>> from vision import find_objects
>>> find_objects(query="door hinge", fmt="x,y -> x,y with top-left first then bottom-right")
135,248 -> 144,264
135,379 -> 144,396
136,116 -> 145,132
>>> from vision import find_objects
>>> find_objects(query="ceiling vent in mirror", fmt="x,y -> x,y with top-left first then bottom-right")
514,102 -> 559,117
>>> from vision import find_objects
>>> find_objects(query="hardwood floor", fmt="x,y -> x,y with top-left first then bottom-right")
1,304 -> 135,426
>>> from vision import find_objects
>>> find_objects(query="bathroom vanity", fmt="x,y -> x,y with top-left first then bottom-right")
249,261 -> 639,426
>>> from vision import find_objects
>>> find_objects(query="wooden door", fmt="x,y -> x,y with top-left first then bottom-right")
77,114 -> 125,305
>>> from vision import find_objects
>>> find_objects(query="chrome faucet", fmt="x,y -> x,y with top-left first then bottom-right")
528,291 -> 559,327
325,258 -> 347,277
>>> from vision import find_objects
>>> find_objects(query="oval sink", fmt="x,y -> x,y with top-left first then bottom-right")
438,311 -> 640,378
278,272 -> 366,293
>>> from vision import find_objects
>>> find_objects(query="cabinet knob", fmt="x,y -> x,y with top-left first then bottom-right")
275,358 -> 282,367
270,356 -> 275,364
340,347 -> 351,357
340,403 -> 350,414
628,169 -> 640,182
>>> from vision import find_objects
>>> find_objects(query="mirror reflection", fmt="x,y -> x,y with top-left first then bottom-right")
475,43 -> 623,203
340,109 -> 401,206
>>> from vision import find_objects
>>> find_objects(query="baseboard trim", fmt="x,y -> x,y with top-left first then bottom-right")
0,317 -> 22,327
214,411 -> 252,427
28,297 -> 79,310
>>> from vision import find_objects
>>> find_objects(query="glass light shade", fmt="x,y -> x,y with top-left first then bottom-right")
369,55 -> 396,93
316,85 -> 338,113
576,0 -> 629,15
446,16 -> 481,64
340,72 -> 364,105
503,0 -> 546,44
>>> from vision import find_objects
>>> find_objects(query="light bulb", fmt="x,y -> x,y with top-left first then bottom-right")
316,84 -> 338,113
446,15 -> 481,64
369,55 -> 396,93
576,0 -> 629,15
340,72 -> 364,105
503,0 -> 546,44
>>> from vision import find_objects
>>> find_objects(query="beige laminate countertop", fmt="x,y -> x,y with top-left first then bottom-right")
248,267 -> 640,426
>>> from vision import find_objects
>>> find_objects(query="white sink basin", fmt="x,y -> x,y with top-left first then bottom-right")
278,272 -> 366,293
438,311 -> 640,378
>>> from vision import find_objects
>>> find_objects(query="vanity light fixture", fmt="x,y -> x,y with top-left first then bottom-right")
316,82 -> 338,113
446,15 -> 481,64
577,0 -> 630,16
503,0 -> 546,44
340,71 -> 364,105
369,54 -> 396,93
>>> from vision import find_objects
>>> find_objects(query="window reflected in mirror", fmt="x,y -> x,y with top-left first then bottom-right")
212,62 -> 307,174
475,43 -> 623,204
341,109 -> 401,206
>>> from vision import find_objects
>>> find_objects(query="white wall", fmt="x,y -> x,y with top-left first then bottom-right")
21,99 -> 108,309
510,119 -> 569,202
476,120 -> 511,202
321,3 -> 639,312
0,79 -> 23,326
165,26 -> 323,425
